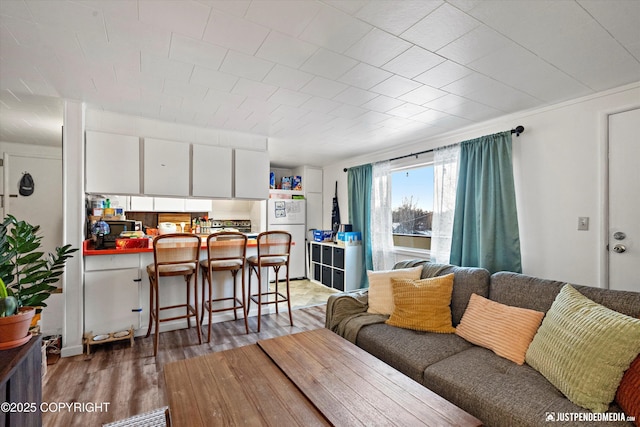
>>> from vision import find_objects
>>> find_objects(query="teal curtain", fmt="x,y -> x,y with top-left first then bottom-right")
348,164 -> 373,288
450,131 -> 522,273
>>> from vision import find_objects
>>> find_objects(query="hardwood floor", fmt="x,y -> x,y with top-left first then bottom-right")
42,305 -> 326,426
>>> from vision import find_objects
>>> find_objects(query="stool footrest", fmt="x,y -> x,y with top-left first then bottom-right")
250,292 -> 289,305
204,298 -> 245,313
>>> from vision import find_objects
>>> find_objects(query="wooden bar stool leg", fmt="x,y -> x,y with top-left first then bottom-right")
200,268 -> 207,325
146,276 -> 154,338
232,270 -> 238,321
193,270 -> 202,345
274,267 -> 280,314
257,265 -> 262,333
241,265 -> 249,334
185,274 -> 192,329
286,274 -> 293,326
154,273 -> 160,357
207,270 -> 213,343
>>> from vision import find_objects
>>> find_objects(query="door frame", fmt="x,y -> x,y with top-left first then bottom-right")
598,104 -> 640,289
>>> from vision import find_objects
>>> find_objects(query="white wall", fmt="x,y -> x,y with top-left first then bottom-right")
323,82 -> 640,287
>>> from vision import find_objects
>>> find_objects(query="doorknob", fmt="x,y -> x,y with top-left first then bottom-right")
613,232 -> 626,240
612,244 -> 626,253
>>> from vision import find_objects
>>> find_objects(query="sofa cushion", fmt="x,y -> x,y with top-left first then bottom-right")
386,274 -> 456,334
455,293 -> 544,364
490,272 -> 640,318
616,354 -> 640,426
525,285 -> 640,413
424,346 -> 632,427
356,322 -> 473,384
392,260 -> 490,325
367,266 -> 422,315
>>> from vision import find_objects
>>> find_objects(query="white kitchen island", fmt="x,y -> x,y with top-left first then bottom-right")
83,238 -> 279,340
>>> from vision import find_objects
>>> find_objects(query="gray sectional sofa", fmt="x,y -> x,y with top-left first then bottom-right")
325,260 -> 640,427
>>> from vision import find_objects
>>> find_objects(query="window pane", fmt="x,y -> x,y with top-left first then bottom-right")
391,165 -> 434,249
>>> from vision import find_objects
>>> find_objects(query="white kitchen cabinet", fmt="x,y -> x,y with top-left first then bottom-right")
144,138 -> 190,196
86,131 -> 140,194
234,149 -> 269,199
309,242 -> 363,291
306,192 -> 323,231
84,254 -> 141,336
192,144 -> 232,198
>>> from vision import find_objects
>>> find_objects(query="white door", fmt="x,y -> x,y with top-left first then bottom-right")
2,153 -> 63,257
608,108 -> 639,291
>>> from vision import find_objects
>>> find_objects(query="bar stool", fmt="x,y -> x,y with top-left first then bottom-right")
145,233 -> 202,357
200,231 -> 249,343
247,231 -> 293,332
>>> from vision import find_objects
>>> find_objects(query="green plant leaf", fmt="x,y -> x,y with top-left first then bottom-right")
16,251 -> 44,265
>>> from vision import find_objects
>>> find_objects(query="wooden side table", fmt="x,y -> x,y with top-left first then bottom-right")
0,335 -> 43,427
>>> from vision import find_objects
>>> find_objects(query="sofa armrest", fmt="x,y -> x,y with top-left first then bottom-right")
325,289 -> 369,330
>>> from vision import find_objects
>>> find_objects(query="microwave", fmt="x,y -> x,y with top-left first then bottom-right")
103,220 -> 136,248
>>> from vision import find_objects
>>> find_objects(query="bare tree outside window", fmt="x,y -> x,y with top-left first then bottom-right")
391,166 -> 434,250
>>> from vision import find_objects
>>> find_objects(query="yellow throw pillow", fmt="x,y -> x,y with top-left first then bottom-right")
366,266 -> 422,315
385,274 -> 456,333
455,293 -> 544,365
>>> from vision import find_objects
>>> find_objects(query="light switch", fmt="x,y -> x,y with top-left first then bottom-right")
578,217 -> 589,231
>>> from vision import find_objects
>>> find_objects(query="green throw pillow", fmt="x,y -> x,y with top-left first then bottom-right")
525,284 -> 640,413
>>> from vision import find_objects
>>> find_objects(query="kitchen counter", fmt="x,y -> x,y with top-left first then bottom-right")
83,236 -> 260,256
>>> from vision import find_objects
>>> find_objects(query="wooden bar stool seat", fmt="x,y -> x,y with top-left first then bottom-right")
247,231 -> 293,332
145,233 -> 202,357
200,232 -> 249,342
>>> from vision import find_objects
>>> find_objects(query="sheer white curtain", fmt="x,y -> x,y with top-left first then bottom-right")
431,144 -> 460,264
371,160 -> 395,270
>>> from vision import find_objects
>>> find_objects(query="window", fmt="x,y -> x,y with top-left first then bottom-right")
391,164 -> 434,250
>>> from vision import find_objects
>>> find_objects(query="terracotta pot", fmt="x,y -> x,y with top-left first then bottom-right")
0,307 -> 36,349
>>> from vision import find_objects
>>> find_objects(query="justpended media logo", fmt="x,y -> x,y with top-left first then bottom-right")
545,412 -> 635,423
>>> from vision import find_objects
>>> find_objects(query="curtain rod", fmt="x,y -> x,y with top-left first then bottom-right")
343,125 -> 525,172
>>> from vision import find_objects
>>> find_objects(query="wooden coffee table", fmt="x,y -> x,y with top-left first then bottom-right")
164,328 -> 482,426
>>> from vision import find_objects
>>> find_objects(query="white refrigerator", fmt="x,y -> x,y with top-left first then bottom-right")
267,199 -> 306,279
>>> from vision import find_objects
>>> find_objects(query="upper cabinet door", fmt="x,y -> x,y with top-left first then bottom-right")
86,131 -> 140,194
234,149 -> 269,199
192,144 -> 232,198
143,138 -> 190,197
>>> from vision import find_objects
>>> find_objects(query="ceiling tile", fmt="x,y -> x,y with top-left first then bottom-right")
24,0 -> 105,35
220,50 -> 275,81
141,52 -> 194,82
332,104 -> 367,119
360,95 -> 405,113
355,0 -> 442,35
380,116 -> 414,129
104,17 -> 172,58
370,75 -> 421,98
138,0 -> 210,39
300,76 -> 348,99
414,60 -> 473,88
338,62 -> 393,90
358,110 -> 392,124
190,66 -> 238,92
169,34 -> 227,71
333,87 -> 379,106
203,89 -> 246,110
398,85 -> 447,105
232,78 -> 279,101
382,46 -> 445,78
402,3 -> 480,51
387,103 -> 428,118
436,25 -> 510,65
163,78 -> 208,100
579,0 -> 640,57
300,4 -> 372,53
300,49 -> 358,80
344,28 -> 411,67
322,0 -> 368,15
238,98 -> 279,116
268,88 -> 312,107
256,31 -> 318,69
469,44 -> 592,102
0,0 -> 32,20
202,9 -> 269,55
300,96 -> 342,114
202,0 -> 252,17
263,65 -> 314,91
245,0 -> 321,37
272,104 -> 309,120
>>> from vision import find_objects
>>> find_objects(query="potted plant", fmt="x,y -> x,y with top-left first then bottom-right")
0,214 -> 77,349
